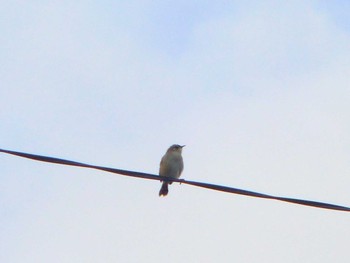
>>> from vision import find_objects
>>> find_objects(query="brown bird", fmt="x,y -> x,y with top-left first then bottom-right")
159,144 -> 185,196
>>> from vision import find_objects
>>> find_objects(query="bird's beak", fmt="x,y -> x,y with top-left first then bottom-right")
181,145 -> 186,148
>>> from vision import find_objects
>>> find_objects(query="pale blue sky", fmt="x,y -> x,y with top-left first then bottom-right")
1,1 -> 350,262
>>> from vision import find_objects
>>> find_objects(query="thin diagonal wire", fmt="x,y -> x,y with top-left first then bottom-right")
1,148 -> 349,212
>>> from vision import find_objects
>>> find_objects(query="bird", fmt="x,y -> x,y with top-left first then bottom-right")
159,144 -> 185,196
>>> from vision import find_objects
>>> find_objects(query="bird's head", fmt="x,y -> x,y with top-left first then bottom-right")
167,144 -> 185,154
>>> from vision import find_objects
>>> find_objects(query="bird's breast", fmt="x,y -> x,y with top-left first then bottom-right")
159,154 -> 183,178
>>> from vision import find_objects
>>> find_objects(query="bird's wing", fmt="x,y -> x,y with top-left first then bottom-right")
159,155 -> 167,176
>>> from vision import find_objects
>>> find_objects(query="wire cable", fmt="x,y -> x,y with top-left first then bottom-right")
1,148 -> 349,212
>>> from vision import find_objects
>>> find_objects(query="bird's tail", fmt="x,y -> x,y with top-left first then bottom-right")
159,182 -> 169,197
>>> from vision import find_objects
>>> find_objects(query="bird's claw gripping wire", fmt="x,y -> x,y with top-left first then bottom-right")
178,179 -> 185,185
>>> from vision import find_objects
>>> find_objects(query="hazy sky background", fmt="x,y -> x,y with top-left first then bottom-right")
1,1 -> 350,262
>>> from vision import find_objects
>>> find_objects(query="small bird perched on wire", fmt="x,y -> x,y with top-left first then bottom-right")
159,144 -> 185,196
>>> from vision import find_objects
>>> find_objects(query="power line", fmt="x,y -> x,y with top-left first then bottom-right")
1,148 -> 349,212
